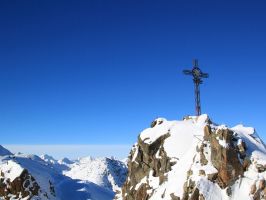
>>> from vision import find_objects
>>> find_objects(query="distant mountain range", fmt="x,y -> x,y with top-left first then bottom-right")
0,145 -> 127,200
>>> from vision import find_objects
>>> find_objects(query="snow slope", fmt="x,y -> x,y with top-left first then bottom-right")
0,145 -> 12,156
63,156 -> 127,192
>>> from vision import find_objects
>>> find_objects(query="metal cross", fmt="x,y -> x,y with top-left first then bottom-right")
183,59 -> 209,116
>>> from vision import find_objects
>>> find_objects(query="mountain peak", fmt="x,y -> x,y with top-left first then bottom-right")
116,115 -> 266,200
0,145 -> 13,156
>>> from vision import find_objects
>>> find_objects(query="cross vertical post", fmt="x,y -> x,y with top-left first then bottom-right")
183,59 -> 209,116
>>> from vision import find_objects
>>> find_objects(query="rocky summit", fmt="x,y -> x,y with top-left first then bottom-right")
115,114 -> 266,200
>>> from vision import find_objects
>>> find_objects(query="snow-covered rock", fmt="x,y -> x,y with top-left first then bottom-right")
116,114 -> 266,200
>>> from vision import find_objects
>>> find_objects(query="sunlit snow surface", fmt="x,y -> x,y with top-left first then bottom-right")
63,156 -> 127,192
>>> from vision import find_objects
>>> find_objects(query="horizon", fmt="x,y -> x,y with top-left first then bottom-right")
2,144 -> 131,160
1,113 -> 262,159
0,0 -> 266,158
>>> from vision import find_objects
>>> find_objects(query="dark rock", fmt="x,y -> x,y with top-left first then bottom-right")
243,158 -> 251,171
204,125 -> 212,140
226,186 -> 232,196
253,189 -> 261,200
256,164 -> 266,173
250,184 -> 257,195
150,119 -> 164,128
189,188 -> 199,200
199,194 -> 205,200
259,179 -> 265,190
199,170 -> 206,176
150,120 -> 157,128
199,144 -> 208,165
210,129 -> 244,188
120,132 -> 172,200
135,184 -> 149,200
170,193 -> 180,200
207,172 -> 218,182
0,169 -> 40,200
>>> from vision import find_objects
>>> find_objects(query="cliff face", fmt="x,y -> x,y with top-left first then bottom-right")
115,115 -> 266,200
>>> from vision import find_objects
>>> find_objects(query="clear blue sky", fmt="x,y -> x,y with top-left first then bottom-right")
0,0 -> 266,149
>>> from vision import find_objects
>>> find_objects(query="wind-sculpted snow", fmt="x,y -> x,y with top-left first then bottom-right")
116,114 -> 266,200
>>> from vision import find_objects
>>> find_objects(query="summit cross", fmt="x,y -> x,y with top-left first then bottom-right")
183,59 -> 209,116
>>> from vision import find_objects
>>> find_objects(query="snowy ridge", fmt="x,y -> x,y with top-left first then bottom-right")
0,145 -> 12,156
63,156 -> 127,192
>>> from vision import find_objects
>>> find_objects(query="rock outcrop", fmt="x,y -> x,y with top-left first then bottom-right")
0,167 -> 40,199
115,115 -> 266,200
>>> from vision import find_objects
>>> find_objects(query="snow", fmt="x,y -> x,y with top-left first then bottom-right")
232,124 -> 266,154
140,115 -> 208,159
63,157 -> 127,192
132,144 -> 139,162
40,154 -> 58,164
196,177 -> 222,200
232,124 -> 255,136
218,139 -> 229,148
56,179 -> 114,200
135,177 -> 146,190
140,119 -> 172,144
0,160 -> 24,182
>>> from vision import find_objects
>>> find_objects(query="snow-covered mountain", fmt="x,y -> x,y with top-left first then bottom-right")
63,156 -> 127,192
116,114 -> 266,200
0,145 -> 127,200
0,145 -> 12,156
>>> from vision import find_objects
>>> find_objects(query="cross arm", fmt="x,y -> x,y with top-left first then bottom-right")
200,73 -> 209,78
183,69 -> 193,75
